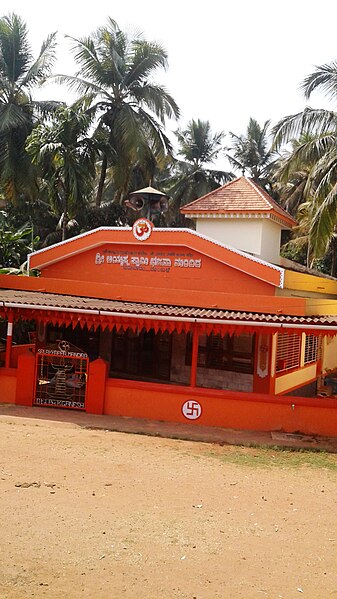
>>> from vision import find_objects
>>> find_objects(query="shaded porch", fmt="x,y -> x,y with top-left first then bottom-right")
1,288 -> 337,437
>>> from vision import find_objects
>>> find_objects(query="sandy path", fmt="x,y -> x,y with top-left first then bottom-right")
0,415 -> 336,599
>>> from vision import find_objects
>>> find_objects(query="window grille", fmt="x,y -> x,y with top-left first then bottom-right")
276,333 -> 301,372
304,334 -> 320,364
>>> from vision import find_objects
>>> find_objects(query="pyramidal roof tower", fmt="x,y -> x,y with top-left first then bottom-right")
180,177 -> 296,265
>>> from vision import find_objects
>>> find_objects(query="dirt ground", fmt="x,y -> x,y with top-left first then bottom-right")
1,413 -> 337,599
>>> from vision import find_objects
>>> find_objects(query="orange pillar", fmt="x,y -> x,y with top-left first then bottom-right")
86,358 -> 108,414
16,352 -> 35,406
253,332 -> 274,394
4,311 -> 13,369
190,328 -> 199,387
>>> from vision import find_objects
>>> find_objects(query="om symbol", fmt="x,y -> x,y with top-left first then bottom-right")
132,218 -> 152,241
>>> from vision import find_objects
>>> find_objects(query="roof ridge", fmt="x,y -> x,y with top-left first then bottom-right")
246,178 -> 295,221
246,177 -> 273,209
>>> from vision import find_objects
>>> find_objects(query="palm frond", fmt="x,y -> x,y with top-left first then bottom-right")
0,102 -> 32,133
123,40 -> 168,88
310,183 -> 337,256
54,74 -> 115,108
0,13 -> 31,83
65,34 -> 109,85
20,31 -> 57,89
273,107 -> 337,149
302,61 -> 337,101
176,119 -> 224,166
131,82 -> 180,121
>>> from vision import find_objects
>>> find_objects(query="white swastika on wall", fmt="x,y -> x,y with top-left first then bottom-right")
182,400 -> 202,420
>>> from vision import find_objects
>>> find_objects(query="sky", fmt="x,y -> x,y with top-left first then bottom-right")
2,0 -> 337,158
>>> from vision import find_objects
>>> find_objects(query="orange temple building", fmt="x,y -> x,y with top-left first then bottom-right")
1,177 -> 337,437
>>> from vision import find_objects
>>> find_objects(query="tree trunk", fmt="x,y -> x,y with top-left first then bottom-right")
306,243 -> 311,269
331,237 -> 337,277
96,154 -> 108,207
62,193 -> 69,242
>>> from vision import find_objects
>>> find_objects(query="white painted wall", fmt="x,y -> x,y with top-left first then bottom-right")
260,219 -> 282,264
196,219 -> 262,256
196,217 -> 282,264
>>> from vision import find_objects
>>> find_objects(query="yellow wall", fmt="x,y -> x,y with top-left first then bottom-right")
284,270 -> 337,297
275,363 -> 317,395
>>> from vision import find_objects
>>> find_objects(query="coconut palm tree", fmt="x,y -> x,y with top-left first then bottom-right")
0,13 -> 57,203
26,99 -> 98,241
165,119 -> 233,224
227,118 -> 276,191
55,18 -> 180,206
273,61 -> 337,266
272,134 -> 319,217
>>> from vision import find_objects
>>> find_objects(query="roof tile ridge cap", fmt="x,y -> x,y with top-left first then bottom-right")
28,226 -> 132,259
247,177 -> 295,222
181,177 -> 238,210
246,177 -> 274,210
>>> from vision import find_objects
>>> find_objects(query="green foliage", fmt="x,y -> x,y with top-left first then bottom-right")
56,18 -> 180,205
77,202 -> 127,230
164,119 -> 233,224
0,210 -> 38,268
203,445 -> 337,470
0,13 -> 57,203
273,63 -> 337,271
175,119 -> 224,166
3,11 -> 337,274
228,118 -> 276,186
26,98 -> 97,240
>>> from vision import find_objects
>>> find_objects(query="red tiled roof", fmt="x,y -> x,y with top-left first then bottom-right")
1,289 -> 337,331
181,177 -> 296,228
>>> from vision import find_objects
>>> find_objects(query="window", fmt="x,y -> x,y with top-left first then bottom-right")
276,333 -> 301,372
304,334 -> 320,364
186,333 -> 254,374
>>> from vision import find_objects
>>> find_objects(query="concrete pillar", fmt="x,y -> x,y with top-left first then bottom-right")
16,352 -> 35,406
86,358 -> 108,414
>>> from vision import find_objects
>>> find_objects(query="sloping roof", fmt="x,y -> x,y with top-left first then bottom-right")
1,288 -> 337,332
181,177 -> 296,228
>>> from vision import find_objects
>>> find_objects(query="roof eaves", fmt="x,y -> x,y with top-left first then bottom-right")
2,290 -> 337,330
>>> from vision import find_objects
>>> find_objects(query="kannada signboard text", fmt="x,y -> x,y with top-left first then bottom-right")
94,250 -> 202,271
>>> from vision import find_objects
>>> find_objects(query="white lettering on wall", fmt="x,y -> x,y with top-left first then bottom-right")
94,251 -> 202,271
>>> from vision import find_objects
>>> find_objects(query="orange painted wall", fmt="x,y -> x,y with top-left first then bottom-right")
39,243 -> 275,296
105,378 -> 337,437
86,358 -> 107,414
0,364 -> 336,436
15,352 -> 35,407
253,333 -> 274,394
0,368 -> 17,403
29,229 -> 283,288
0,272 -> 308,315
0,344 -> 35,369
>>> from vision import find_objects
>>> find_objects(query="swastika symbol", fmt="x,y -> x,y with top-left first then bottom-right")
182,400 -> 202,420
